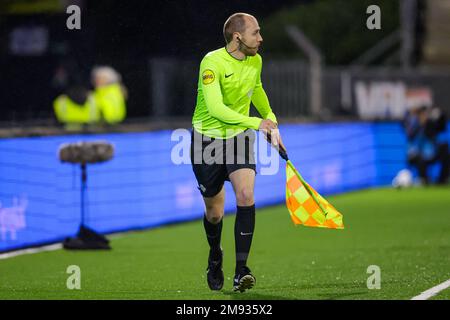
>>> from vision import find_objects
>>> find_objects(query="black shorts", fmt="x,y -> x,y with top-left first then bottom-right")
190,129 -> 256,197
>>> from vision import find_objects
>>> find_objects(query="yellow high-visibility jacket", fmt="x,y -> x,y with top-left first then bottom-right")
53,94 -> 99,124
93,83 -> 126,124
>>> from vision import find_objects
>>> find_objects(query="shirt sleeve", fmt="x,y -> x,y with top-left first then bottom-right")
201,57 -> 262,130
251,55 -> 278,124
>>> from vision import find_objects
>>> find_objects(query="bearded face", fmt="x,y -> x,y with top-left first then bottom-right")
238,17 -> 263,57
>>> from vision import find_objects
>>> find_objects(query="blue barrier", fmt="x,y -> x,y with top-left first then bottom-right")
0,122 -> 448,252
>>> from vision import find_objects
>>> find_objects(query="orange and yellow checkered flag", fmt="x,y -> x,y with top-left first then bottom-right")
285,160 -> 344,229
266,132 -> 344,229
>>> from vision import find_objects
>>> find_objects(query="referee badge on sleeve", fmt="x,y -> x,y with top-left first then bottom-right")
202,69 -> 215,85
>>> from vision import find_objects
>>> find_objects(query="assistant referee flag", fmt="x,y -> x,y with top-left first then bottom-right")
285,160 -> 344,229
270,138 -> 344,229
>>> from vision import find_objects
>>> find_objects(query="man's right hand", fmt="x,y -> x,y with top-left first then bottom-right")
259,119 -> 284,149
258,119 -> 277,131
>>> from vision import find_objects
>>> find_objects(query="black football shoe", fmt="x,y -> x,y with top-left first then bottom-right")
206,249 -> 224,290
233,266 -> 256,292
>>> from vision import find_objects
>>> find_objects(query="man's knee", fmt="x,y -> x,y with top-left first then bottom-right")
205,204 -> 224,224
236,187 -> 254,206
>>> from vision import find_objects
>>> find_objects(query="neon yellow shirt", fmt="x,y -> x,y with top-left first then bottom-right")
192,47 -> 277,139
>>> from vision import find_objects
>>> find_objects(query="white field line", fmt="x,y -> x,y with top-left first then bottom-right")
0,244 -> 62,260
411,279 -> 450,300
0,232 -> 127,260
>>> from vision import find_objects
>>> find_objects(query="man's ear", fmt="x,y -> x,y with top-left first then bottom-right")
234,32 -> 241,42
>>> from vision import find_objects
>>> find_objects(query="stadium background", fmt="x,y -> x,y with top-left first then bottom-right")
0,0 -> 449,300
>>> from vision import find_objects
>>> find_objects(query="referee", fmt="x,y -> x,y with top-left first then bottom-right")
190,13 -> 285,292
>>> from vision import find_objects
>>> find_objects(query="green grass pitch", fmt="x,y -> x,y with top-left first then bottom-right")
1,187 -> 449,300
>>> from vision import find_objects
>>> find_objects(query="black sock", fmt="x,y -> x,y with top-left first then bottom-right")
203,215 -> 222,260
234,204 -> 255,273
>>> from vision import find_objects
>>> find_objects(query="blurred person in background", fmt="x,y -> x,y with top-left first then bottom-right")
53,81 -> 99,131
91,66 -> 127,125
403,105 -> 449,185
53,65 -> 127,130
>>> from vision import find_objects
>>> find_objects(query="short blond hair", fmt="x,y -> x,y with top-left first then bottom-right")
223,13 -> 252,44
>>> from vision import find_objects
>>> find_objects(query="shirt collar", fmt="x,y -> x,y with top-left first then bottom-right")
223,47 -> 247,62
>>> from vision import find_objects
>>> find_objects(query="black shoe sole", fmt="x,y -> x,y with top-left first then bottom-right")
233,274 -> 256,292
